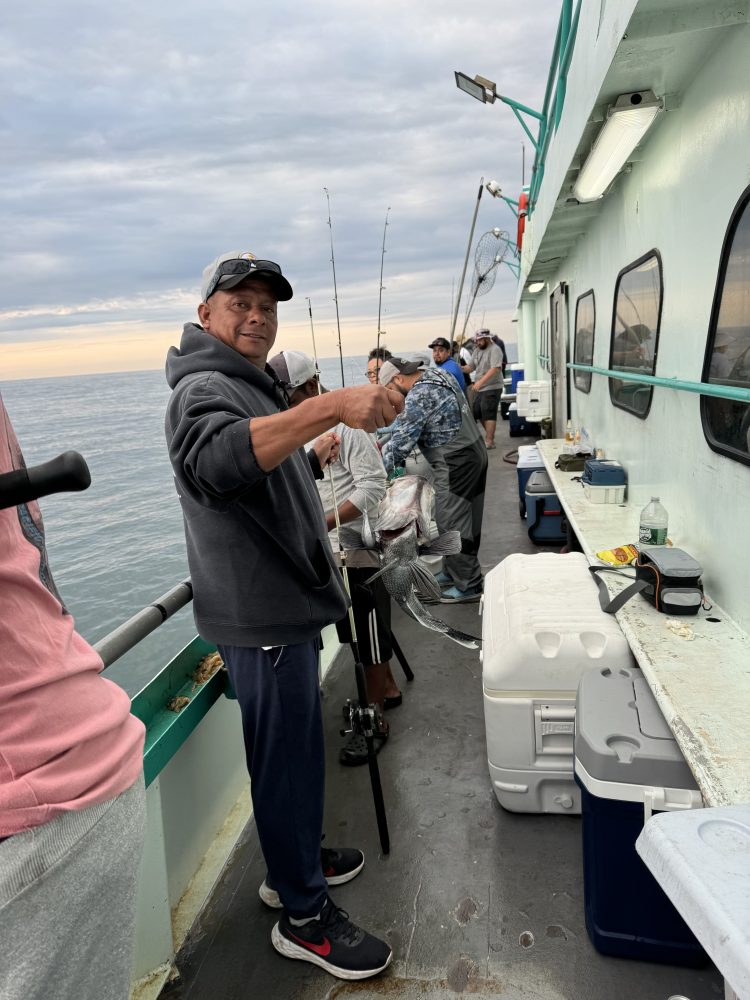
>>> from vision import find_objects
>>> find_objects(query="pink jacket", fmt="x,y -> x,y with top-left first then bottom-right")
0,397 -> 144,837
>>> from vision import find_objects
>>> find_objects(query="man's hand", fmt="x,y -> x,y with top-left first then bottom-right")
333,385 -> 404,432
312,431 -> 340,468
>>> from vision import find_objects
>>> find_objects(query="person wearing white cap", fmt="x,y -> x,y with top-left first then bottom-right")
268,350 -> 403,766
378,358 -> 488,603
164,251 -> 400,980
461,329 -> 504,449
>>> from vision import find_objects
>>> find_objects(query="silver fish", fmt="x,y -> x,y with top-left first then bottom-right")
340,476 -> 480,651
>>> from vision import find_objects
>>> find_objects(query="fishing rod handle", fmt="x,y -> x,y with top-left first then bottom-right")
0,451 -> 91,510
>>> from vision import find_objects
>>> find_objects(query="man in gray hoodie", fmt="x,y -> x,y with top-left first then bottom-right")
164,251 -> 402,981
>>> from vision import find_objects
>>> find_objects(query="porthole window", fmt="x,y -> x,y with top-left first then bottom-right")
609,251 -> 663,418
701,188 -> 750,465
574,291 -> 595,393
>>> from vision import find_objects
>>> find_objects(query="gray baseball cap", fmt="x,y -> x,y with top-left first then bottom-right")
201,251 -> 293,302
378,356 -> 427,386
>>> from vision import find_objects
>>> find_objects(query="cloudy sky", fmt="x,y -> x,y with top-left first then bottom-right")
1,0 -> 558,380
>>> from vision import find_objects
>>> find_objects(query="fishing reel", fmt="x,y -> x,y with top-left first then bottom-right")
340,698 -> 379,738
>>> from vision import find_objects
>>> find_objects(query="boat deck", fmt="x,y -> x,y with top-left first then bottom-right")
162,424 -> 723,1000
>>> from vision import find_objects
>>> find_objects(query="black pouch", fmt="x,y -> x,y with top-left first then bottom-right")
555,453 -> 588,472
590,547 -> 705,616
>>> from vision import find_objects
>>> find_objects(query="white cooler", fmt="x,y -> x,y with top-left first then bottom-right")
516,380 -> 551,420
480,552 -> 635,814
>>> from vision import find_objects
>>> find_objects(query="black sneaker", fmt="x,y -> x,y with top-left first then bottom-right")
271,897 -> 392,980
259,847 -> 365,908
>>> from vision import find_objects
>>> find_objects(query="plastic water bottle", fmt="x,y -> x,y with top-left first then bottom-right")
639,497 -> 668,545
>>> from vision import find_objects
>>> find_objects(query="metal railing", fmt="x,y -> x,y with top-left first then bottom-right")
95,580 -> 193,669
528,0 -> 583,215
566,363 -> 750,403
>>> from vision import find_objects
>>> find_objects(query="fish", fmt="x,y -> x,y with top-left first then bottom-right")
338,475 -> 481,651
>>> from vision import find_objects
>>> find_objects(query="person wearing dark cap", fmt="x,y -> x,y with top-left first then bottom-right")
164,250 -> 400,980
378,358 -> 488,603
428,337 -> 465,392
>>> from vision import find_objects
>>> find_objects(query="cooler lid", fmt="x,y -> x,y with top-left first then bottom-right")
525,469 -> 554,494
517,446 -> 542,469
575,666 -> 698,790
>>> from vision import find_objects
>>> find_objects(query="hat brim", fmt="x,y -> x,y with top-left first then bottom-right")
218,269 -> 293,301
428,341 -> 450,349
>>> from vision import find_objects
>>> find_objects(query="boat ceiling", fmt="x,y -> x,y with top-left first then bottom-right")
527,0 -> 748,282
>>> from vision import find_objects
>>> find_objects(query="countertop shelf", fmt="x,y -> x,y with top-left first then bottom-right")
536,439 -> 750,808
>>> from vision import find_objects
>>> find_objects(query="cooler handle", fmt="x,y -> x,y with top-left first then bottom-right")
643,786 -> 703,823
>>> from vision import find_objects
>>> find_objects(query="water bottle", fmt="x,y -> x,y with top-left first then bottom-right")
639,497 -> 668,545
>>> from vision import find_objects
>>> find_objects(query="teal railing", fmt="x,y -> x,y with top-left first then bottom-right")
567,363 -> 750,403
528,0 -> 583,216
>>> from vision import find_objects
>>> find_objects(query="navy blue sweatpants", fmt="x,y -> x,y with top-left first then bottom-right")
219,639 -> 328,918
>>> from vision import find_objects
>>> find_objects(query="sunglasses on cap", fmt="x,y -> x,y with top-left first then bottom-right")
203,258 -> 283,301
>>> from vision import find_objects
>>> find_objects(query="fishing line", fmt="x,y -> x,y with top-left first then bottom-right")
307,295 -> 391,854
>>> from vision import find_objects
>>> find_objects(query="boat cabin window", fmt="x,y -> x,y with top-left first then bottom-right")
608,251 -> 663,418
701,188 -> 750,465
573,291 -> 595,393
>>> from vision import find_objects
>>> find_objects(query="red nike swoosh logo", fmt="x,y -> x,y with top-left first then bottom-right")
289,932 -> 331,957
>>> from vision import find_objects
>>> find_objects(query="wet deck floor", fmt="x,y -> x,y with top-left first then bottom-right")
164,422 -> 724,1000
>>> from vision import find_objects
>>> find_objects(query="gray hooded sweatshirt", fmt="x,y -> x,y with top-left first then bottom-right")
165,323 -> 348,647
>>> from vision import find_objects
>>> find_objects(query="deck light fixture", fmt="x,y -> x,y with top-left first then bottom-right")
454,72 -> 544,153
528,282 -> 545,294
485,180 -> 520,218
573,91 -> 663,203
454,71 -> 497,104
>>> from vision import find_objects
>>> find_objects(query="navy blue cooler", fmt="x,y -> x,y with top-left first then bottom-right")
509,402 -> 542,439
574,665 -> 706,966
516,445 -> 544,518
525,470 -> 566,543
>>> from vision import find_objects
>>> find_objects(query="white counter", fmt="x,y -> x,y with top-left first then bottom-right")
536,439 -> 750,808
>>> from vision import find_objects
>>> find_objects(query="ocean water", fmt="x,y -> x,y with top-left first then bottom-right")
0,355 -> 368,696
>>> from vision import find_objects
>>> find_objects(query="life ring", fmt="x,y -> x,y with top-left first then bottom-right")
517,191 -> 529,251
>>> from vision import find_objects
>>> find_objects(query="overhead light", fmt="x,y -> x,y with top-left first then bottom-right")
486,180 -> 502,197
528,282 -> 545,294
573,91 -> 663,203
454,71 -> 497,104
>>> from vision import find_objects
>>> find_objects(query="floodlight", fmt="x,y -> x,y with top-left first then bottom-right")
454,71 -> 496,104
573,91 -> 663,203
528,282 -> 545,294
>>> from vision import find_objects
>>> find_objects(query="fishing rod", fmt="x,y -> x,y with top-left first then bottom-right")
449,177 -> 484,351
307,298 -> 391,854
375,207 -> 391,371
324,188 -> 346,387
0,451 -> 90,510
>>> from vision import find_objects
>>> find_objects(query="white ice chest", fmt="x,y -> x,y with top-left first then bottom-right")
480,552 -> 636,814
515,380 -> 552,421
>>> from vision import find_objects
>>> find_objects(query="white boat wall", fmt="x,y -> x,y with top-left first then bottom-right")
514,0 -> 750,634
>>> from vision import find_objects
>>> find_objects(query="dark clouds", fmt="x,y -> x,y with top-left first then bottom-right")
1,0 -> 558,364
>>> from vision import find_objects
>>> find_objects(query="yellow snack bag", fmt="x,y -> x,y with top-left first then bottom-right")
596,544 -> 638,566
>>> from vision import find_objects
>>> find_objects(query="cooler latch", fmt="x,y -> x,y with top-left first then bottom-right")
534,703 -> 576,756
642,786 -> 703,822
